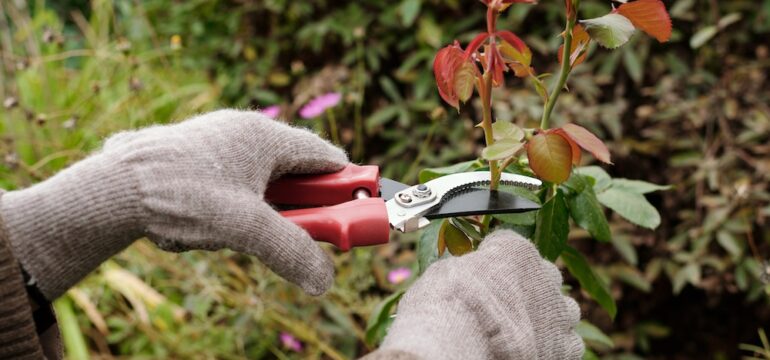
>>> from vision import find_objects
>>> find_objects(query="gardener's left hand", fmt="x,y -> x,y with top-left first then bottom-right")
0,109 -> 348,300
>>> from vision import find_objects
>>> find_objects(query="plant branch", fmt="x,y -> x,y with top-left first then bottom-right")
480,69 -> 500,190
540,10 -> 579,130
479,8 -> 503,234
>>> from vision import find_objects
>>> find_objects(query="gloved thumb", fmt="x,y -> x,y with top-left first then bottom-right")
271,126 -> 349,179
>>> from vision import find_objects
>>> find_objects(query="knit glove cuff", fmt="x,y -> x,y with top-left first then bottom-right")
1,152 -> 144,299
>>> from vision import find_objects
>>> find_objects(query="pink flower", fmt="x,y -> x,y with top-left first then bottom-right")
261,105 -> 281,118
279,332 -> 303,352
387,267 -> 412,285
299,92 -> 342,119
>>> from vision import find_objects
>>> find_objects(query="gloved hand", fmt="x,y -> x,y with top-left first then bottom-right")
363,230 -> 584,360
0,110 -> 348,299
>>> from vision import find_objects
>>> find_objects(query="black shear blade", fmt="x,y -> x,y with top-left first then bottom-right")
424,187 -> 540,219
379,177 -> 410,201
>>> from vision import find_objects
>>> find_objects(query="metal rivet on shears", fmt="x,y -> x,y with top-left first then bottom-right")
412,184 -> 431,198
398,193 -> 413,203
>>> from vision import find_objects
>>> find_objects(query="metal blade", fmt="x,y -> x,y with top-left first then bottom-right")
386,172 -> 542,232
424,187 -> 540,219
379,177 -> 410,201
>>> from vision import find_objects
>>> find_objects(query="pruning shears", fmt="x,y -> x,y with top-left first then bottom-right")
265,164 -> 543,250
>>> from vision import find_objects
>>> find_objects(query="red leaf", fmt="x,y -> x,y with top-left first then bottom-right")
558,24 -> 590,66
616,0 -> 672,43
496,31 -> 527,54
488,44 -> 506,87
527,132 -> 573,184
553,129 -> 582,165
565,0 -> 574,20
497,31 -> 532,78
434,43 -> 470,110
559,123 -> 612,164
464,33 -> 490,60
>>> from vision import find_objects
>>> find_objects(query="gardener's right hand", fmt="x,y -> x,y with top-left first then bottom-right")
1,109 -> 348,300
364,230 -> 584,360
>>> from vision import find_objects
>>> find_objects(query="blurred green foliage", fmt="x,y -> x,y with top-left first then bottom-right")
1,0 -> 770,358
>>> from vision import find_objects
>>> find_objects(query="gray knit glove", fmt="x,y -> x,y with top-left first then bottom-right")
0,109 -> 348,299
364,230 -> 584,360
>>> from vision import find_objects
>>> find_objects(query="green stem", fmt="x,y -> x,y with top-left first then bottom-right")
326,108 -> 340,145
480,72 -> 500,189
478,8 -> 503,235
540,16 -> 577,130
480,71 -> 498,235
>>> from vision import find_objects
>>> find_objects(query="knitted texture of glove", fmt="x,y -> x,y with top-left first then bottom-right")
0,110 -> 348,299
363,230 -> 584,360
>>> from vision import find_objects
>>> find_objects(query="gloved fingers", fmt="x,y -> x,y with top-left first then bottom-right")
560,297 -> 586,358
476,229 -> 545,268
270,125 -> 349,180
102,129 -> 143,150
216,200 -> 335,296
564,295 -> 582,326
186,109 -> 349,185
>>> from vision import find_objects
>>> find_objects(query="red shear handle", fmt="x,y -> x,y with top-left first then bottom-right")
280,198 -> 390,251
266,164 -> 380,206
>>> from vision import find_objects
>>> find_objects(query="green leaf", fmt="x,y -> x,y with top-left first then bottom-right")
574,166 -> 611,192
365,289 -> 405,346
611,235 -> 638,265
379,76 -> 403,102
566,175 -> 611,242
623,47 -> 643,84
716,230 -> 743,259
597,188 -> 661,229
397,0 -> 422,27
494,211 -> 536,226
581,13 -> 636,49
492,121 -> 525,142
562,246 -> 617,319
417,220 -> 442,274
610,178 -> 671,194
54,296 -> 90,360
530,76 -> 549,103
672,263 -> 700,294
482,139 -> 524,161
576,320 -> 615,349
451,218 -> 483,242
614,265 -> 651,292
689,25 -> 717,49
366,105 -> 400,132
533,189 -> 569,261
582,349 -> 600,360
440,219 -> 473,256
419,160 -> 481,183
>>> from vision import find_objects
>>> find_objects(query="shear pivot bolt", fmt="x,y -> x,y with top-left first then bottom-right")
398,193 -> 413,203
412,184 -> 432,198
